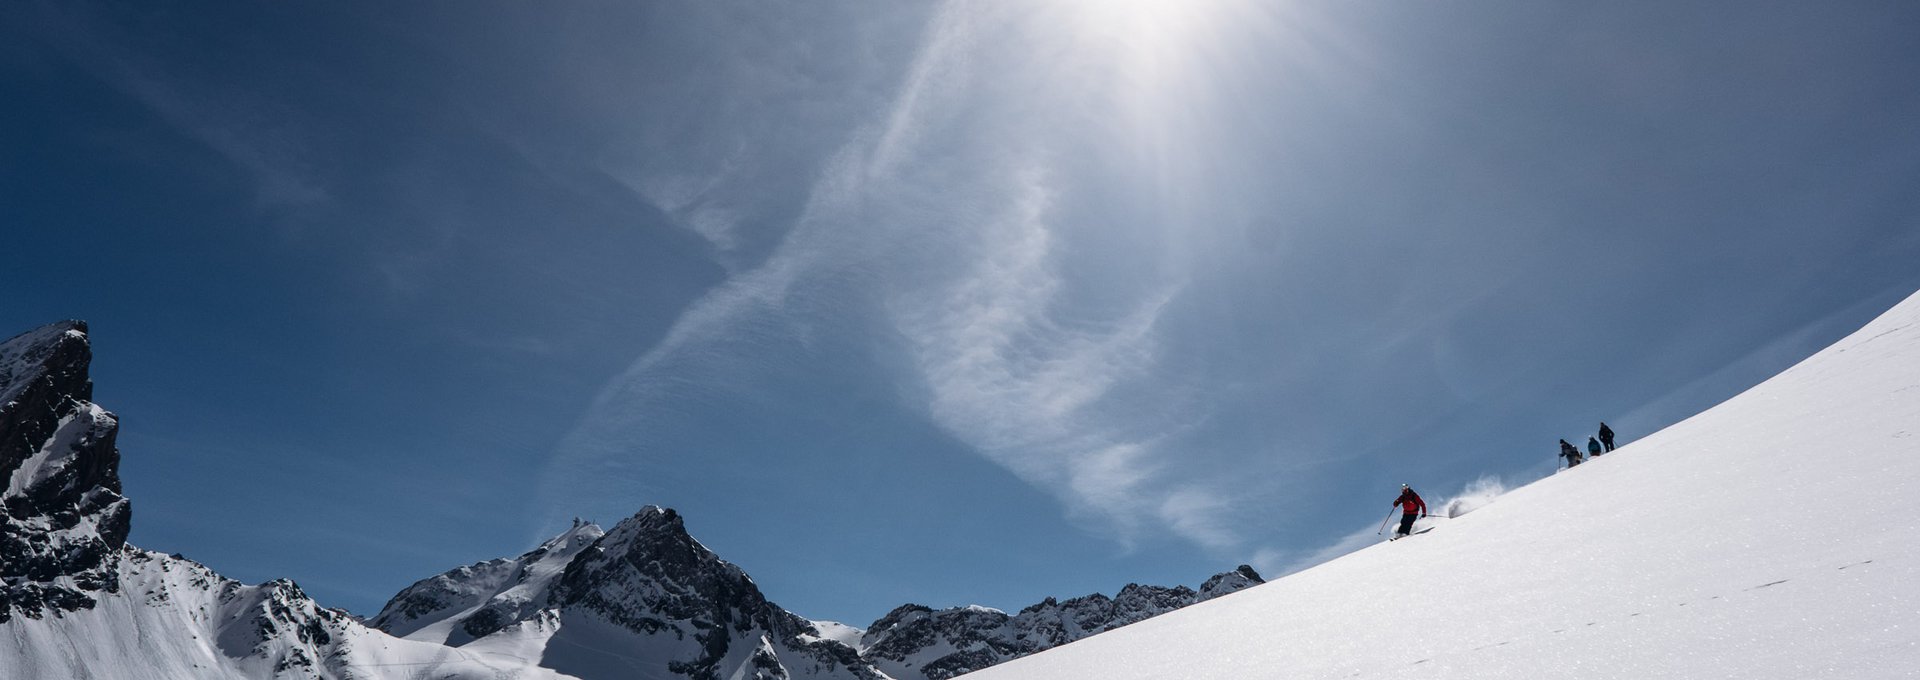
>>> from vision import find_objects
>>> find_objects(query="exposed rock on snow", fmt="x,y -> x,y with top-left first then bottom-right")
374,506 -> 886,680
859,564 -> 1263,680
0,323 -> 573,680
0,321 -> 130,624
373,505 -> 1264,680
369,518 -> 604,642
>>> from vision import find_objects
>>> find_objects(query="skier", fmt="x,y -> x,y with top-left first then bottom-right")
1559,439 -> 1583,468
1598,422 -> 1616,452
1587,436 -> 1604,458
1391,484 -> 1427,538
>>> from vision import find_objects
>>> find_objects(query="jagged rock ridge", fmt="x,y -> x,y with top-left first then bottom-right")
860,565 -> 1264,680
374,504 -> 1264,680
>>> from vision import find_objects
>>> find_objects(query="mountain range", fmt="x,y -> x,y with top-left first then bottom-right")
11,288 -> 1915,679
0,320 -> 1259,680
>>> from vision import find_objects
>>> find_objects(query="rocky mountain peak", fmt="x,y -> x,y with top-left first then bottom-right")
1197,564 -> 1263,601
1,320 -> 131,624
550,505 -> 777,635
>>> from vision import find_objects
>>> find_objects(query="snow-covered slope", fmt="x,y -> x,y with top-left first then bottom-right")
964,291 -> 1920,679
3,547 -> 578,680
369,519 -> 605,644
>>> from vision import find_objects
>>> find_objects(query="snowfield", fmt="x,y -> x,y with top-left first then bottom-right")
964,290 -> 1920,680
0,549 -> 579,680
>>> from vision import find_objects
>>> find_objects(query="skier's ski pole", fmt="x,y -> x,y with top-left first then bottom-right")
1376,511 -> 1395,535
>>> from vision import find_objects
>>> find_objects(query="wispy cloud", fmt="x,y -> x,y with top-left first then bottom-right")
538,0 -> 1265,558
108,70 -> 329,209
865,3 -> 1209,548
604,140 -> 751,259
26,2 -> 328,212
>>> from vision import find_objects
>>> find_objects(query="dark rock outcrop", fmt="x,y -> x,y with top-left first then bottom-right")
0,321 -> 132,623
860,565 -> 1264,680
548,507 -> 885,680
373,507 -> 886,680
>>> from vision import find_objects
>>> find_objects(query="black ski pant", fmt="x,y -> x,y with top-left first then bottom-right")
1601,436 -> 1614,452
1397,513 -> 1417,536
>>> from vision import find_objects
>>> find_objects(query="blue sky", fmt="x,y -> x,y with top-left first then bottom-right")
4,0 -> 1919,625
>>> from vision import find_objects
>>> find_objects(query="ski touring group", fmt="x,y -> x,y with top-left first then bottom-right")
1557,421 -> 1617,469
1389,422 -> 1621,541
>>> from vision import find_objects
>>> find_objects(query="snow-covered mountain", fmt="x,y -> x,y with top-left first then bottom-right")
963,291 -> 1920,679
0,322 -> 570,680
0,319 -> 1265,680
861,565 -> 1262,680
372,505 -> 885,680
1,321 -> 128,624
370,502 -> 1263,680
368,518 -> 605,644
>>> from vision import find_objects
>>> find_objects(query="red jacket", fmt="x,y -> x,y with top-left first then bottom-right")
1394,490 -> 1426,515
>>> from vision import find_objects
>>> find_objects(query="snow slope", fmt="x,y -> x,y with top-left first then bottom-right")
369,520 -> 605,644
965,290 -> 1920,679
1,548 -> 580,680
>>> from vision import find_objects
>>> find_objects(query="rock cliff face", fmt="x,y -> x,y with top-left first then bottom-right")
860,565 -> 1264,680
0,321 -> 131,623
550,507 -> 883,680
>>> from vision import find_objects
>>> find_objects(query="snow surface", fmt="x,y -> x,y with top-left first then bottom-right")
804,620 -> 868,650
375,520 -> 605,644
965,290 -> 1920,679
0,549 -> 577,680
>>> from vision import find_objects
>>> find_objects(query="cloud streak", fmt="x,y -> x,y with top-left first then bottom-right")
538,0 -> 1278,559
25,2 -> 329,212
850,2 -> 1215,547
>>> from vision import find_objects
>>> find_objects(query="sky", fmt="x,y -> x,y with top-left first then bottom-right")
3,0 -> 1919,626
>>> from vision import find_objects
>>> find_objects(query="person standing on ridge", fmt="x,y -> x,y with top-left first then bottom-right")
1599,422 -> 1616,452
1587,436 -> 1604,458
1391,484 -> 1427,538
1560,439 -> 1583,468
